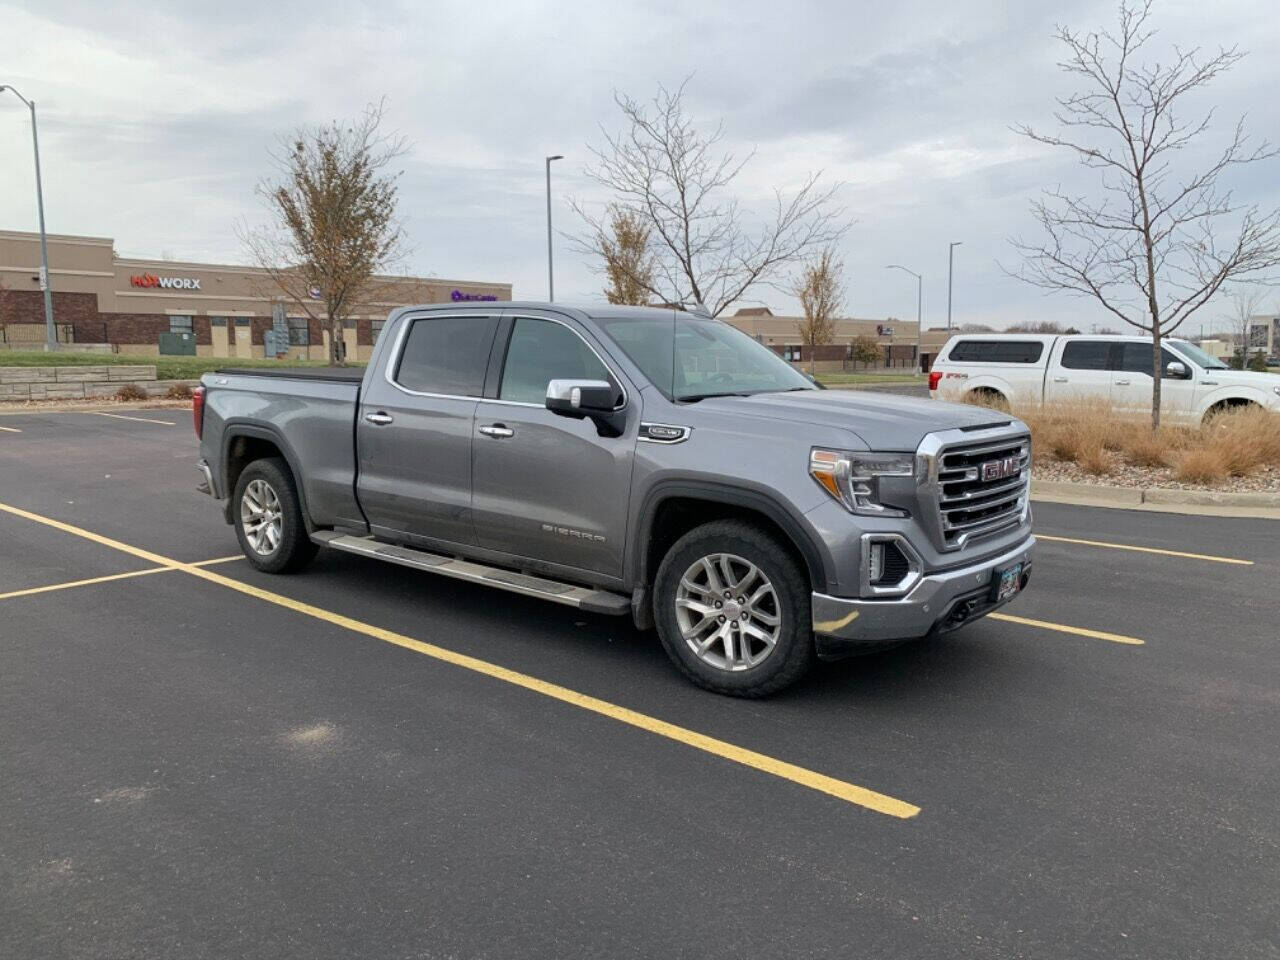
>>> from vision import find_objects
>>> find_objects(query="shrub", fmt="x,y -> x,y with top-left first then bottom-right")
1122,433 -> 1170,468
165,382 -> 194,400
115,383 -> 148,401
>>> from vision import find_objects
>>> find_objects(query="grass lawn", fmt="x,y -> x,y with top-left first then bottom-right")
815,371 -> 927,385
0,350 -> 359,381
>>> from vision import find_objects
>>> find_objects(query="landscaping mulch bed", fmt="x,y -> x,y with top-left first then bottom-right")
1035,454 -> 1280,493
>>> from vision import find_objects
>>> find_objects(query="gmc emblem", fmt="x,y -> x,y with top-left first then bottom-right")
981,456 -> 1020,482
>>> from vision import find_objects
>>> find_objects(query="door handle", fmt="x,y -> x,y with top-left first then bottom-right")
1052,376 -> 1068,383
478,424 -> 515,439
1115,379 -> 1131,386
364,412 -> 394,426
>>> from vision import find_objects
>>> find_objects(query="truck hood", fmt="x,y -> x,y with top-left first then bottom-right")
688,389 -> 1018,451
1201,369 -> 1280,391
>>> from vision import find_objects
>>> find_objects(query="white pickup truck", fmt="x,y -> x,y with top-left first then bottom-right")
928,334 -> 1280,424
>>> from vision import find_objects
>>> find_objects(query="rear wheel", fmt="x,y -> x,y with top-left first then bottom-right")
232,458 -> 318,574
653,520 -> 813,697
965,388 -> 1009,411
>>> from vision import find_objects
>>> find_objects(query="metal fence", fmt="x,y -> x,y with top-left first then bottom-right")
0,323 -> 75,347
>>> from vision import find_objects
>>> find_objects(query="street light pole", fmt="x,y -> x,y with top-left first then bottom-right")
947,241 -> 962,333
1,84 -> 56,350
886,264 -> 922,373
545,154 -> 564,302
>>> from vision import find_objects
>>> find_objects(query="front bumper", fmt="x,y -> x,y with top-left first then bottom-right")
811,535 -> 1035,652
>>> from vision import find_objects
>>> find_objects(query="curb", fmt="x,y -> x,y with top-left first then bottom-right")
0,400 -> 191,416
1031,478 -> 1280,519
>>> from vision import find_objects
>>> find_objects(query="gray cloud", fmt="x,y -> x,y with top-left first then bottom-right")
3,0 -> 1278,329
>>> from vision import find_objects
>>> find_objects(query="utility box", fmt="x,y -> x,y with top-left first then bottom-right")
158,331 -> 196,356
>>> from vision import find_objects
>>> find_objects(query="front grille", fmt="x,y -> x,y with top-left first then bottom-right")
935,436 -> 1030,548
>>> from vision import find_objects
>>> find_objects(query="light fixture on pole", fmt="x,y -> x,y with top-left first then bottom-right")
886,264 -> 922,372
545,155 -> 564,302
1,84 -> 56,350
947,241 -> 962,333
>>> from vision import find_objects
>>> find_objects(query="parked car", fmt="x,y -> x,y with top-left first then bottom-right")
928,334 -> 1280,422
195,303 -> 1034,697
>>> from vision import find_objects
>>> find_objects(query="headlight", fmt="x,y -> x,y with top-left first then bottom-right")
810,449 -> 913,517
1273,385 -> 1280,397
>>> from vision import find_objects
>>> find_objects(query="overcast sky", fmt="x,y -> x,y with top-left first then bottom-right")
3,0 -> 1278,331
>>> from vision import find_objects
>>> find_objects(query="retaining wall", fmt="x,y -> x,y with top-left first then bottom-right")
0,365 -> 163,400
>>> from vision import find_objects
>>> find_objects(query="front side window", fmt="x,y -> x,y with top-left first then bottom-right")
1167,340 -> 1227,370
499,317 -> 614,405
394,315 -> 498,396
1118,342 -> 1182,377
1060,340 -> 1113,371
598,315 -> 814,401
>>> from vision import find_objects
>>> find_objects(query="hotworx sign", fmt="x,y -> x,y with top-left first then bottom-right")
130,274 -> 202,290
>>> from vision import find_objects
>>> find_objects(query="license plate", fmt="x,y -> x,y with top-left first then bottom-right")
992,562 -> 1023,603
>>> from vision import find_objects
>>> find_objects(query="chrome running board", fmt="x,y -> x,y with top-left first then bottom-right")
311,532 -> 631,616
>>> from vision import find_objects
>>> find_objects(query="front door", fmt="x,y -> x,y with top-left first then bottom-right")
1112,342 -> 1198,422
356,312 -> 500,547
233,317 -> 253,357
471,313 -> 637,579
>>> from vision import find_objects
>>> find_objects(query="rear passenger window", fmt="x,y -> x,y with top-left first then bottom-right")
946,340 -> 1044,363
394,315 -> 499,396
1060,341 -> 1113,370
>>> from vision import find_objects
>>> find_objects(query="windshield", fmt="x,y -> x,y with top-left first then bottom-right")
596,314 -> 816,401
1167,340 -> 1229,370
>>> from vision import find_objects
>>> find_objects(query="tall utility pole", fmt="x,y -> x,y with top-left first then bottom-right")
1,84 -> 56,350
947,241 -> 962,332
545,154 -> 564,302
886,264 -> 922,372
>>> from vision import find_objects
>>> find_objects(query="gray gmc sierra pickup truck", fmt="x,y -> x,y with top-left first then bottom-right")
195,302 -> 1034,696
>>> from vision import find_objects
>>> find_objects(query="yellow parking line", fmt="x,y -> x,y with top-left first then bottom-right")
0,555 -> 242,602
989,612 -> 1145,646
0,425 -> 21,433
0,500 -> 919,819
1036,534 -> 1252,566
92,412 -> 175,426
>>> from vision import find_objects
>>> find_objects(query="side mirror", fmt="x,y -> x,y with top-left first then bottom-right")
545,379 -> 626,437
545,379 -> 616,416
1165,360 -> 1189,380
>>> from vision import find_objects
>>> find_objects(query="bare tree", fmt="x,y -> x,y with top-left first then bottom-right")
594,205 -> 656,305
1011,1 -> 1280,427
792,247 -> 846,376
850,334 -> 883,370
573,80 -> 847,316
242,102 -> 407,365
1223,285 -> 1269,368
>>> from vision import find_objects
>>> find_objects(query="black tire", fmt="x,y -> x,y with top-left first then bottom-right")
232,457 -> 318,574
652,520 -> 814,697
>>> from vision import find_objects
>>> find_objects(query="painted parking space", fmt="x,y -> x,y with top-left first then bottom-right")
2,420 -> 1279,958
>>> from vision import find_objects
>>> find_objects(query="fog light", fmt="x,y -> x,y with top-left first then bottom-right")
869,542 -> 884,582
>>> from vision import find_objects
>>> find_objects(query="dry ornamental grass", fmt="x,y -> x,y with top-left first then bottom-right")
964,396 -> 1280,490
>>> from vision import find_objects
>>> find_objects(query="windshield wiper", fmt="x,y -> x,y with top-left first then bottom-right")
676,391 -> 753,402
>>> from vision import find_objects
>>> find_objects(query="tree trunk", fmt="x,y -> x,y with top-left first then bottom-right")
1151,329 -> 1163,431
329,313 -> 344,367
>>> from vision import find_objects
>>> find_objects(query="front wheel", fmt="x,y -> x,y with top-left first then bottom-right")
232,458 -> 318,574
653,520 -> 814,697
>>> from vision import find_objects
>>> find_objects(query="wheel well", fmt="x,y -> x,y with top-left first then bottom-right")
1204,398 -> 1260,422
643,497 -> 817,590
224,435 -> 285,499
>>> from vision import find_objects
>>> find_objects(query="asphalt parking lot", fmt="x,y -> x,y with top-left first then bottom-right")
2,408 -> 1278,960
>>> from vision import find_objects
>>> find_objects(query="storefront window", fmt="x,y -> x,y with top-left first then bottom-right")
287,317 -> 310,346
371,319 -> 385,343
169,315 -> 193,333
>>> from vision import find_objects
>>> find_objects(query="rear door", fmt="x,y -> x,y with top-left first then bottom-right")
470,311 -> 637,579
356,311 -> 500,547
1046,339 -> 1114,405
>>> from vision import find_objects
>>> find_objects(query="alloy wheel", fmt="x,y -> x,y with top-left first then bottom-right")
240,478 -> 283,555
674,552 -> 782,672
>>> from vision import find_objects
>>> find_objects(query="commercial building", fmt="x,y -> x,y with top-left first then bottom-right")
722,307 -> 955,369
0,229 -> 512,361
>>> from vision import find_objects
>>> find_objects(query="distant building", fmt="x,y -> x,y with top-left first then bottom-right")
721,307 -> 955,369
0,228 -> 511,360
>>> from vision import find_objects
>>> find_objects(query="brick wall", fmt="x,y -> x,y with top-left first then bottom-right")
2,290 -> 103,342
